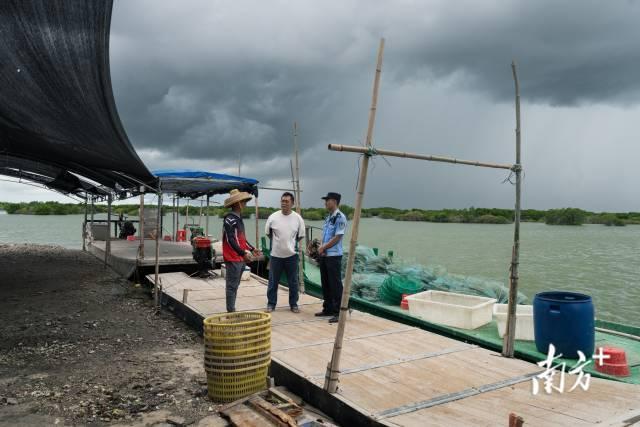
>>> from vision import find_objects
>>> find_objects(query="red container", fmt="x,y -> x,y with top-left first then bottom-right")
176,230 -> 187,242
163,235 -> 172,241
193,237 -> 211,249
126,235 -> 136,241
401,293 -> 409,310
594,347 -> 631,377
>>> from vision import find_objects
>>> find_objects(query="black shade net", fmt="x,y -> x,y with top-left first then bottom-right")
0,0 -> 155,197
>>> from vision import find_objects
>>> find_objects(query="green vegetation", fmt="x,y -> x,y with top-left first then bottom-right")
544,208 -> 587,226
2,201 -> 640,227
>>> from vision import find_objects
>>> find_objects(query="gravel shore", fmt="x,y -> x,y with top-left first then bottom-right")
0,244 -> 227,426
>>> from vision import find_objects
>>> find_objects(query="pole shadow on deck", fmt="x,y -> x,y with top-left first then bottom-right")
324,39 -> 523,393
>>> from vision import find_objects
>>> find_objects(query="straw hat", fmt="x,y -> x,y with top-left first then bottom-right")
224,189 -> 253,208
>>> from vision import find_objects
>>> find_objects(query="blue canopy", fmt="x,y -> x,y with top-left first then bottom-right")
153,169 -> 259,198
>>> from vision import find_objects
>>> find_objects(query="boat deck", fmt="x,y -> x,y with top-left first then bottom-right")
150,271 -> 640,427
301,263 -> 640,386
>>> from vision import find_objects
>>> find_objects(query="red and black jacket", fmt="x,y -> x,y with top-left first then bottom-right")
222,212 -> 255,262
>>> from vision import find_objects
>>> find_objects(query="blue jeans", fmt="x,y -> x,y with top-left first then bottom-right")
267,255 -> 299,308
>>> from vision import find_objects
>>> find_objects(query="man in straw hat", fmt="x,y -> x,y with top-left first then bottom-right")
222,189 -> 261,312
316,192 -> 348,323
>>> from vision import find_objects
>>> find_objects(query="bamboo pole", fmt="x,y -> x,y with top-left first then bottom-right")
186,200 -> 190,226
154,189 -> 162,310
199,198 -> 203,226
325,38 -> 385,393
82,196 -> 88,251
255,196 -> 259,248
176,197 -> 180,239
502,61 -> 522,358
172,196 -> 176,241
90,195 -> 95,243
138,188 -> 145,260
105,193 -> 112,269
206,195 -> 210,237
293,122 -> 305,294
328,144 -> 515,171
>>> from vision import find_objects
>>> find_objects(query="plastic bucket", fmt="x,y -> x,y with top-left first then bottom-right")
533,291 -> 594,358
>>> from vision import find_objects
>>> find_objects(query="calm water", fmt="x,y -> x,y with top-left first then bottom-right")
1,212 -> 638,326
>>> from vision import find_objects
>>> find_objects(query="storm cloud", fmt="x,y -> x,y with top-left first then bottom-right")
3,1 -> 640,210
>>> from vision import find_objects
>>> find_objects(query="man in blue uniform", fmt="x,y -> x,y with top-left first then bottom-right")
316,192 -> 348,323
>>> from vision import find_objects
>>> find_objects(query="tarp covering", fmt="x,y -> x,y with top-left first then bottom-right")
0,0 -> 155,194
153,169 -> 259,198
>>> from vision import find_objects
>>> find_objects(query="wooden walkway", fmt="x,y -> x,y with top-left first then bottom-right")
150,271 -> 640,427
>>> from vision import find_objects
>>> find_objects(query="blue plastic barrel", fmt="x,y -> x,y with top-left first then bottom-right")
533,291 -> 594,359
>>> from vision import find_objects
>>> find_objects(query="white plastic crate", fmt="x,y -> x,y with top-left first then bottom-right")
406,290 -> 496,330
493,304 -> 534,341
220,264 -> 251,281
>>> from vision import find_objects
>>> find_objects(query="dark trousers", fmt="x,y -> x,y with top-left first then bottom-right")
267,255 -> 299,308
225,261 -> 245,312
319,255 -> 342,314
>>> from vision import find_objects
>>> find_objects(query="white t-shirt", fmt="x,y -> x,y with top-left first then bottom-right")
265,210 -> 305,258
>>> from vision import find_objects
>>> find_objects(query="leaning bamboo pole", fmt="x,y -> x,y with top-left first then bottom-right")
293,122 -> 305,294
328,145 -> 514,171
502,61 -> 522,357
324,38 -> 385,393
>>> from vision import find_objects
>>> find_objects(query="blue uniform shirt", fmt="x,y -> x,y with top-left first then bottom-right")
322,209 -> 347,256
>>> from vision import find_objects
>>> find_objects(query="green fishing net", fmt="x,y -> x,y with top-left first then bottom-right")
341,245 -> 526,305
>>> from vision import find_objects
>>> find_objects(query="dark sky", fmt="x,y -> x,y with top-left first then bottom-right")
3,0 -> 640,211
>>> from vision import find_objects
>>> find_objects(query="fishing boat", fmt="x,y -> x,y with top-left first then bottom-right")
260,237 -> 640,387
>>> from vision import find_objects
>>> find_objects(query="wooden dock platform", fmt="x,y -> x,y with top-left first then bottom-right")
150,271 -> 640,427
88,239 -> 224,278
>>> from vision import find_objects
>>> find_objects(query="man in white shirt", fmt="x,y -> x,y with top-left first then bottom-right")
265,192 -> 305,313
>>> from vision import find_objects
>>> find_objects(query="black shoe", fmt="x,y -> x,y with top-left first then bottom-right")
315,311 -> 332,317
328,315 -> 339,323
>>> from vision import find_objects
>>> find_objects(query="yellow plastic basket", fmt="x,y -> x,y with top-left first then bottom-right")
203,311 -> 271,402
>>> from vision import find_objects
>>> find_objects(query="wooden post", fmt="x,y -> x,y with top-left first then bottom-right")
293,122 -> 305,294
154,189 -> 162,310
502,61 -> 522,358
105,193 -> 112,268
509,413 -> 524,427
82,196 -> 88,251
206,195 -> 210,237
138,187 -> 145,260
325,38 -> 385,393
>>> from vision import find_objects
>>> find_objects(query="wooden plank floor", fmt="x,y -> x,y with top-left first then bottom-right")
150,271 -> 640,427
91,239 -> 224,266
